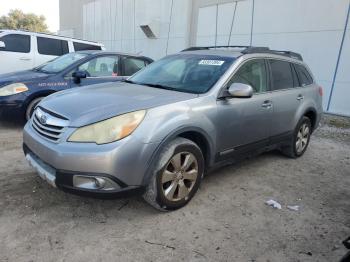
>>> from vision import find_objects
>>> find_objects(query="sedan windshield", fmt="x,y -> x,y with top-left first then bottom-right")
34,53 -> 88,73
129,54 -> 235,94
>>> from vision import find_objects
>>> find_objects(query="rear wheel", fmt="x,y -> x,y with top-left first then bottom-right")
143,137 -> 204,211
282,116 -> 312,158
25,97 -> 44,121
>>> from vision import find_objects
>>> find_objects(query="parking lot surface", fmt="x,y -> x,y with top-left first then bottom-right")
0,116 -> 349,262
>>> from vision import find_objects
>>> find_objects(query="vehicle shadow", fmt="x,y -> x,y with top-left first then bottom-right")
0,119 -> 26,129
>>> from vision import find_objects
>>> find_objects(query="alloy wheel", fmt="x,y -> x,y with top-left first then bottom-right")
296,123 -> 310,154
161,152 -> 199,202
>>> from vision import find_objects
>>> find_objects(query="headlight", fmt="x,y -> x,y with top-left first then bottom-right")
0,83 -> 28,96
68,110 -> 146,144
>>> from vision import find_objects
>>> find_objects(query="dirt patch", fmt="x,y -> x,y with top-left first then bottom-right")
0,117 -> 349,262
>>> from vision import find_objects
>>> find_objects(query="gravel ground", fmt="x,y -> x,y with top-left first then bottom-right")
0,115 -> 349,262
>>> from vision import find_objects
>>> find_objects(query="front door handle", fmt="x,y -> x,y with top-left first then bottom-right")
297,94 -> 304,101
262,100 -> 272,109
20,57 -> 31,61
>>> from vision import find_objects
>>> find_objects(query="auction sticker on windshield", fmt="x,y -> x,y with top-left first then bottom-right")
198,60 -> 225,66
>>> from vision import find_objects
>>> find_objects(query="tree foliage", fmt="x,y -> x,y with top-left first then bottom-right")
0,9 -> 49,33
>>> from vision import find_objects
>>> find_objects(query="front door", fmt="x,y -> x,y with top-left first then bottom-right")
215,59 -> 272,160
70,55 -> 122,88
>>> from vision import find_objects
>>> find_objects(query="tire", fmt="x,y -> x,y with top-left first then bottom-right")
25,97 -> 44,121
143,137 -> 204,211
281,116 -> 312,158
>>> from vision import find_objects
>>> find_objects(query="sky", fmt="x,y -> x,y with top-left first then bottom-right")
0,0 -> 59,32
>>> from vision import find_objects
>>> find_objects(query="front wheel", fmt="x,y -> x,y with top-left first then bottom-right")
282,116 -> 312,158
143,137 -> 204,211
25,97 -> 44,121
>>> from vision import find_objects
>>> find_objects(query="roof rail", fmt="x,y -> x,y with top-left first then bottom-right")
182,46 -> 251,51
182,46 -> 303,61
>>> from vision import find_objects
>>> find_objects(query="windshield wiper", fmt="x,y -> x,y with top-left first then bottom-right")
123,79 -> 136,84
138,82 -> 175,91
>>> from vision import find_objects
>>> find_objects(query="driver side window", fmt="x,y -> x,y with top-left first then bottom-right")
229,59 -> 267,93
78,55 -> 119,77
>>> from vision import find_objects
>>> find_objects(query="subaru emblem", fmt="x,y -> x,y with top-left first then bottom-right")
40,114 -> 48,125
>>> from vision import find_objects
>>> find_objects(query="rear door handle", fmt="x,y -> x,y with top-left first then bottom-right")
262,100 -> 272,109
20,57 -> 31,61
297,94 -> 304,101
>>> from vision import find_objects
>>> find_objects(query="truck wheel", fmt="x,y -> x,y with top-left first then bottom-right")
143,137 -> 204,211
282,116 -> 312,158
25,97 -> 44,121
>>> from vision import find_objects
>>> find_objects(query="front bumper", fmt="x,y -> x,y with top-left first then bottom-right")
0,94 -> 27,119
23,121 -> 159,197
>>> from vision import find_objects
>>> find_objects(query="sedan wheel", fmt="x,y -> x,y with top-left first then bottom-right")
25,97 -> 44,121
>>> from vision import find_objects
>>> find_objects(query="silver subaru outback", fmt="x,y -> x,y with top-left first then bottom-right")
23,46 -> 323,211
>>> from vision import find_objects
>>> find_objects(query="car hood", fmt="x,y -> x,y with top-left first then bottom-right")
0,70 -> 50,86
40,82 -> 198,127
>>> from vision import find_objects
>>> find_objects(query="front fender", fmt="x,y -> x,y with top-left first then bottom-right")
135,98 -> 218,185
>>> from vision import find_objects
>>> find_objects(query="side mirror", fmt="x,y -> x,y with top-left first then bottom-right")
0,41 -> 6,49
227,83 -> 253,98
72,70 -> 87,84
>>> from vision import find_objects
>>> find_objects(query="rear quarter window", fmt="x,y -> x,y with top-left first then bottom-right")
37,37 -> 69,56
73,42 -> 102,51
122,57 -> 147,76
295,64 -> 313,86
0,34 -> 30,53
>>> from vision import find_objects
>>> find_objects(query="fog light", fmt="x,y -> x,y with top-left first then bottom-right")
94,177 -> 106,189
73,175 -> 120,191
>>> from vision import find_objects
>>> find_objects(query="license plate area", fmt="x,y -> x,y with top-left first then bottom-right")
25,153 -> 57,188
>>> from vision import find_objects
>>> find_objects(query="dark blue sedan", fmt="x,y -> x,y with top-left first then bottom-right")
0,51 -> 153,120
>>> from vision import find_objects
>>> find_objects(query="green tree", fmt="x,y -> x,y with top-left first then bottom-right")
0,9 -> 49,33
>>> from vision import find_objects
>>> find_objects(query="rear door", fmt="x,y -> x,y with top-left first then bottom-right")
0,33 -> 34,74
69,54 -> 122,88
267,59 -> 301,141
215,59 -> 272,159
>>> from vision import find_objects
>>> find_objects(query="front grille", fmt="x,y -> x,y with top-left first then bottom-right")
32,108 -> 68,142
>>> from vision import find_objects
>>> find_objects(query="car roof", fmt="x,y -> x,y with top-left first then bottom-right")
181,49 -> 242,58
0,29 -> 103,45
75,50 -> 153,61
180,46 -> 304,63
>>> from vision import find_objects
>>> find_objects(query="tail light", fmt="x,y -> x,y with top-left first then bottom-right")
318,86 -> 323,96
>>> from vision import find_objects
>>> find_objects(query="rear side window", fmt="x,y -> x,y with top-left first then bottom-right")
122,57 -> 147,76
78,55 -> 119,77
269,60 -> 294,90
0,34 -> 30,53
37,37 -> 69,56
73,42 -> 102,51
295,64 -> 313,86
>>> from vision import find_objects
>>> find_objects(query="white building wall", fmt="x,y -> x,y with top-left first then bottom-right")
329,7 -> 350,116
82,0 -> 191,59
60,0 -> 350,116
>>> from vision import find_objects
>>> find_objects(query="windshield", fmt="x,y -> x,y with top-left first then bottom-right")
34,52 -> 88,73
129,54 -> 235,94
